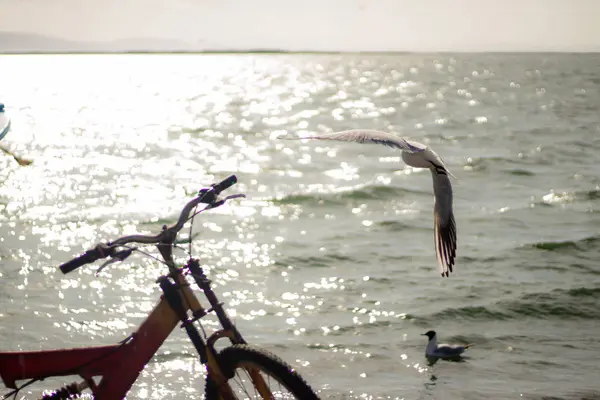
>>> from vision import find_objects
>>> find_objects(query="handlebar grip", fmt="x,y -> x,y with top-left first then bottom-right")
59,245 -> 109,274
59,252 -> 97,274
212,175 -> 237,195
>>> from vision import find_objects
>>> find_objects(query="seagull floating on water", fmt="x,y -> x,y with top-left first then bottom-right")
422,330 -> 472,359
299,129 -> 457,277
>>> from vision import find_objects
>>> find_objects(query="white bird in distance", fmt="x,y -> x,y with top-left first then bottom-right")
296,129 -> 457,277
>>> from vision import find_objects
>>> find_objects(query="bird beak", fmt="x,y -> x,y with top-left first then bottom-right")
420,333 -> 427,336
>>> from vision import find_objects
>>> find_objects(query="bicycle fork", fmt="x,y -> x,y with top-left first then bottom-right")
157,273 -> 238,399
158,265 -> 275,400
158,276 -> 209,362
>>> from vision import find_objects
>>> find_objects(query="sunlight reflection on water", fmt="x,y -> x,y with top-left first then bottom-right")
2,53 -> 600,399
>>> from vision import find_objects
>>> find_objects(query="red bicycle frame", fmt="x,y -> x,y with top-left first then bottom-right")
0,271 -> 224,399
0,176 -> 301,400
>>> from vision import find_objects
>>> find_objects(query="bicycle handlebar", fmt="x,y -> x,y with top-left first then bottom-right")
59,175 -> 240,274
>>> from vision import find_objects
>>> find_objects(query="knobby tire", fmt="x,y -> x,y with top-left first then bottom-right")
204,344 -> 318,400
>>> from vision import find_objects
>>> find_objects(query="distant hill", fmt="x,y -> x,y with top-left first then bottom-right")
0,31 -> 199,53
0,32 -> 84,52
0,32 -> 323,54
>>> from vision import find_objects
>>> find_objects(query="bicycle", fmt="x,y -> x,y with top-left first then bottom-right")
0,175 -> 319,400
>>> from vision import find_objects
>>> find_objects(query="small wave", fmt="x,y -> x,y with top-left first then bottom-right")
535,188 -> 600,206
274,253 -> 354,268
513,359 -> 562,367
564,287 -> 600,297
464,155 -> 545,171
431,306 -> 510,321
272,184 -> 426,206
507,169 -> 535,176
585,189 -> 600,200
492,334 -> 531,341
430,287 -> 600,321
271,193 -> 341,206
375,220 -> 429,232
524,390 -> 600,400
528,235 -> 600,252
458,255 -> 505,263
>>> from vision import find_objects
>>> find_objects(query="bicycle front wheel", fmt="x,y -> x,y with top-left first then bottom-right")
204,344 -> 319,400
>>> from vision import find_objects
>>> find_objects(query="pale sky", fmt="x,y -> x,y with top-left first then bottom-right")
0,0 -> 599,52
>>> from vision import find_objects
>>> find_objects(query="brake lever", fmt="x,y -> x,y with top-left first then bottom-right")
205,194 -> 246,210
95,248 -> 137,276
224,193 -> 246,201
95,259 -> 119,276
197,193 -> 244,211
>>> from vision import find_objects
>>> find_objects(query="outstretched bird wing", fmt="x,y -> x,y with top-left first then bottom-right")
303,130 -> 426,153
432,170 -> 457,277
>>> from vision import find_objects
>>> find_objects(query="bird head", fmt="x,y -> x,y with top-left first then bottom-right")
401,147 -> 457,179
421,330 -> 437,340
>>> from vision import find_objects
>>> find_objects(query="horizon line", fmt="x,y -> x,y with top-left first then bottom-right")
2,49 -> 599,55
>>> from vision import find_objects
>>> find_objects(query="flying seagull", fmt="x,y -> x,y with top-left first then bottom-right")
422,330 -> 472,359
299,129 -> 457,277
0,103 -> 32,166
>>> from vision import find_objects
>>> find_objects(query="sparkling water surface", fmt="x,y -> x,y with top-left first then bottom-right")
1,53 -> 600,399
